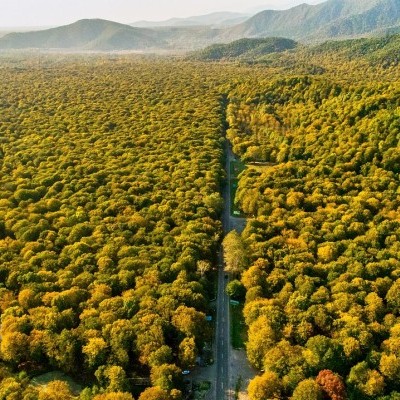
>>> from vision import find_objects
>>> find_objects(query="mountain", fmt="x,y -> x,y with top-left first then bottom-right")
0,19 -> 165,51
131,12 -> 250,28
192,37 -> 298,60
1,0 -> 400,51
309,33 -> 400,65
233,33 -> 400,75
224,0 -> 400,41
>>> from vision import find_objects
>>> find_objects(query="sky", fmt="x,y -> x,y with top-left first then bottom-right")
0,0 -> 325,28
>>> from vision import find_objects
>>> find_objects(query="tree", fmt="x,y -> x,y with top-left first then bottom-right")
95,365 -> 129,393
246,316 -> 279,369
0,331 -> 29,365
38,381 -> 74,400
316,370 -> 346,400
150,364 -> 182,391
263,340 -> 306,385
248,371 -> 283,400
93,393 -> 134,400
348,361 -> 386,398
222,230 -> 249,275
82,337 -> 109,369
196,260 -> 211,277
172,306 -> 205,339
304,336 -> 345,373
0,377 -> 26,400
380,354 -> 400,382
148,345 -> 173,368
386,279 -> 400,313
225,280 -> 246,300
292,379 -> 323,400
138,387 -> 169,400
178,337 -> 197,369
241,260 -> 268,290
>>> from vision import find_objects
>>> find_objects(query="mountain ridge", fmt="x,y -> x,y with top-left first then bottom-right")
0,0 -> 399,51
192,37 -> 298,60
0,19 -> 165,50
131,11 -> 250,28
224,0 -> 392,40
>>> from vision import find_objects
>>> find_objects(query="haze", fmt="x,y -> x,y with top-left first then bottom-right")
0,0 -> 325,27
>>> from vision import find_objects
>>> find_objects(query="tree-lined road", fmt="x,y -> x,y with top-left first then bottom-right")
214,140 -> 255,400
215,140 -> 233,399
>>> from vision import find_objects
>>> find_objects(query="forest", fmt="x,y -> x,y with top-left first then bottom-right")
0,35 -> 399,399
226,58 -> 400,399
0,57 -> 235,399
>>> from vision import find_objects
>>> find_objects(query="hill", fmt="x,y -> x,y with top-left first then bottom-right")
1,0 -> 400,51
192,37 -> 298,60
309,33 -> 400,64
0,19 -> 165,51
224,0 -> 400,41
131,11 -> 250,28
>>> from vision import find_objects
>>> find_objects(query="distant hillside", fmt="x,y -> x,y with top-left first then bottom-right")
192,37 -> 298,60
238,33 -> 400,77
223,0 -> 400,41
0,19 -> 165,51
1,0 -> 400,51
131,12 -> 250,28
309,33 -> 400,65
192,32 -> 400,77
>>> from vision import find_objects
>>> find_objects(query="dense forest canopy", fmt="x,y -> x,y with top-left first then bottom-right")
0,58 -> 235,399
225,57 -> 400,399
0,33 -> 400,399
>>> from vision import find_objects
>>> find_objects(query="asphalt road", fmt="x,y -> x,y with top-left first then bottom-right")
215,140 -> 233,400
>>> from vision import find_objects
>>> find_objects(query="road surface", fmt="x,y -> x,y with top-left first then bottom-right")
215,140 -> 237,399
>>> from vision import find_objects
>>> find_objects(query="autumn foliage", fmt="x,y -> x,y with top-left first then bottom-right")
316,370 -> 346,400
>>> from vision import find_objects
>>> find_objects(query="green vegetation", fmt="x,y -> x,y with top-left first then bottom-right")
231,304 -> 246,349
1,29 -> 400,399
0,57 -> 230,399
31,371 -> 82,394
225,0 -> 399,42
192,38 -> 297,61
230,160 -> 245,217
234,376 -> 243,400
192,381 -> 211,400
230,160 -> 245,177
227,53 -> 400,399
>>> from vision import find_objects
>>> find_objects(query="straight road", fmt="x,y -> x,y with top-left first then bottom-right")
215,140 -> 233,399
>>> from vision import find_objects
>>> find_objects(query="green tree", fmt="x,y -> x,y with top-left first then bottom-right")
225,279 -> 246,300
178,337 -> 197,369
38,381 -> 74,400
222,230 -> 248,276
248,371 -> 283,400
150,364 -> 182,391
292,379 -> 323,400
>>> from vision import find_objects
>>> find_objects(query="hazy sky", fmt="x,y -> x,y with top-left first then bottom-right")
0,0 -> 325,27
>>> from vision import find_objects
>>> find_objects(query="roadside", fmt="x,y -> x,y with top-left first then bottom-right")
190,131 -> 256,400
226,145 -> 257,400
